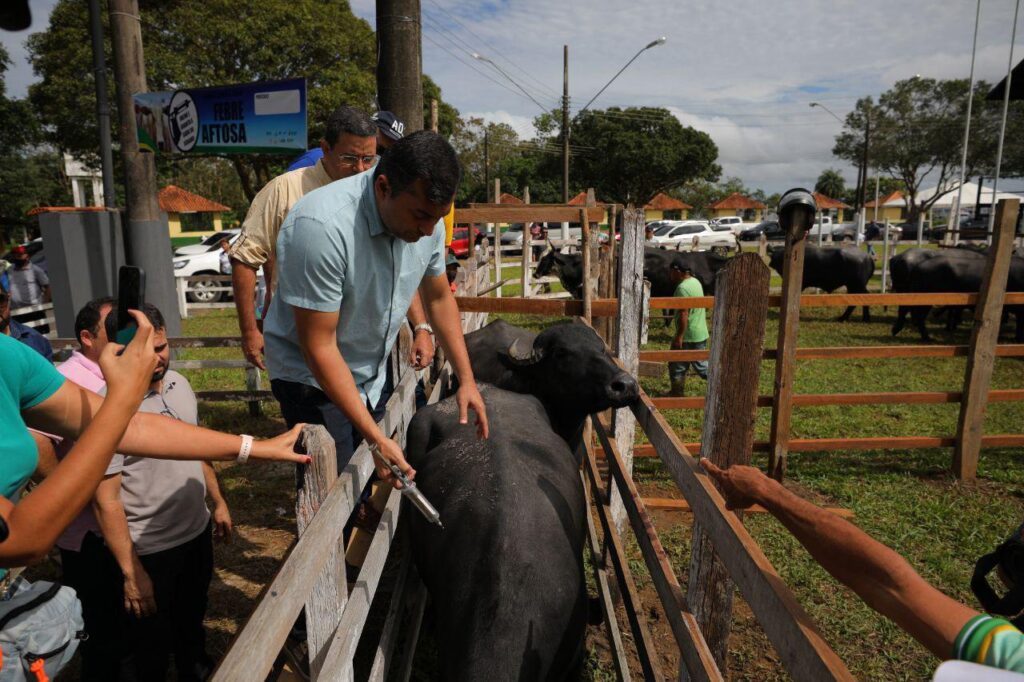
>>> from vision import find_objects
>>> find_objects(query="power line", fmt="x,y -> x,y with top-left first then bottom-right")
422,32 -> 546,107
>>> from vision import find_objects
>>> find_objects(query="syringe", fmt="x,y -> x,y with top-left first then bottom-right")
387,463 -> 444,530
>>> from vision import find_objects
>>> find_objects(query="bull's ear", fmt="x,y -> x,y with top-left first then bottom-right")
500,338 -> 544,366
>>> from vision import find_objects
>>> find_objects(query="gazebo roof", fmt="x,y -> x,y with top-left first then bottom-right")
644,192 -> 692,210
158,185 -> 230,213
708,192 -> 767,210
812,192 -> 851,210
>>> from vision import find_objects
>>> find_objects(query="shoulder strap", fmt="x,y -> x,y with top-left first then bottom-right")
0,582 -> 62,631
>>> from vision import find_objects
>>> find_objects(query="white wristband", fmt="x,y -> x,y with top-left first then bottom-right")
237,434 -> 254,463
413,323 -> 433,336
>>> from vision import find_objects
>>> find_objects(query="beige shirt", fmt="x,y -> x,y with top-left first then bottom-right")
229,159 -> 334,271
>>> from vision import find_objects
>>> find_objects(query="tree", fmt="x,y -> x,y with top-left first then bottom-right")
27,0 -> 457,203
815,168 -> 846,199
832,78 -> 1010,221
673,177 -> 748,217
422,75 -> 459,137
566,107 -> 719,205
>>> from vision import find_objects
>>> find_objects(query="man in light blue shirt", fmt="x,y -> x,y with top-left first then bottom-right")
265,131 -> 488,485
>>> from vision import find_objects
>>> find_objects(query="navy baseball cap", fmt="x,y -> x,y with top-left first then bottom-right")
373,111 -> 406,141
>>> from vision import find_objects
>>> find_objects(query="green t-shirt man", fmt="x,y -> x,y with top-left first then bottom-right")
674,276 -> 709,343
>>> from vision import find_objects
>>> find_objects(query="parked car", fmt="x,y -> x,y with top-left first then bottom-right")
738,220 -> 784,241
863,221 -> 902,241
173,230 -> 241,257
897,220 -> 932,241
806,215 -> 838,239
173,230 -> 242,303
711,216 -> 749,235
450,225 -> 482,258
650,220 -> 738,254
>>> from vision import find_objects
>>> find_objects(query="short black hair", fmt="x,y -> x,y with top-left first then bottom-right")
74,296 -> 116,346
323,106 -> 376,146
374,130 -> 460,205
103,302 -> 166,341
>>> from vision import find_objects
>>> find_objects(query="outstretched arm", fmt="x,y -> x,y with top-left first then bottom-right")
700,460 -> 979,658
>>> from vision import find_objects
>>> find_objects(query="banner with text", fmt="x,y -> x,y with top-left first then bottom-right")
133,78 -> 307,154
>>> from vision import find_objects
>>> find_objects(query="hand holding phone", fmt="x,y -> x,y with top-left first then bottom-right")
115,266 -> 146,347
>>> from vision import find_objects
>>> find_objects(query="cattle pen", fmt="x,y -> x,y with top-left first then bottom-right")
69,198 -> 1018,679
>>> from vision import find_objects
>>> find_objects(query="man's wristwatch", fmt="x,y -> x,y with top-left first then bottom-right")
413,323 -> 434,336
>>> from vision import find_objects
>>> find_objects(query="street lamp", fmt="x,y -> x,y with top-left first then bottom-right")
809,101 -> 843,124
810,101 -> 870,218
579,36 -> 667,114
471,52 -> 550,113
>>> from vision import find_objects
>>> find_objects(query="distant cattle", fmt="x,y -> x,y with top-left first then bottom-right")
534,245 -> 728,299
768,245 -> 874,321
405,320 -> 639,680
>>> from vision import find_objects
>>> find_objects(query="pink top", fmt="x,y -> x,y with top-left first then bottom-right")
54,351 -> 106,552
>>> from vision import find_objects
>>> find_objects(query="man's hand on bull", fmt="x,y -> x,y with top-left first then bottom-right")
456,381 -> 490,439
410,328 -> 435,369
371,436 -> 417,488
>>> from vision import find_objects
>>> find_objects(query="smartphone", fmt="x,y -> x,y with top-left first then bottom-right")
115,265 -> 146,346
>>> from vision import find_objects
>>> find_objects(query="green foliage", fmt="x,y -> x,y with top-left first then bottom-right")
567,107 -> 720,205
422,75 -> 459,137
26,0 -> 456,203
814,168 -> 846,199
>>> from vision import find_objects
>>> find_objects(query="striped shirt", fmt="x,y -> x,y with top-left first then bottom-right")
954,614 -> 1024,672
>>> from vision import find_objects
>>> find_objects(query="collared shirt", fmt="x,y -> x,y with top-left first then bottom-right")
229,159 -> 335,275
264,171 -> 445,405
104,370 -> 209,556
54,350 -> 105,551
7,319 -> 52,361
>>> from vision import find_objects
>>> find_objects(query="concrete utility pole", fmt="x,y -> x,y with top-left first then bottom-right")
88,0 -> 115,207
377,0 -> 423,134
484,129 -> 490,201
562,45 -> 570,203
108,0 -> 181,335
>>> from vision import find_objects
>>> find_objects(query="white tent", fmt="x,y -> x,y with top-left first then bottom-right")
881,182 -> 1023,208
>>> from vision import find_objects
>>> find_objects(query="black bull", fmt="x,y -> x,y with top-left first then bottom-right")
534,245 -> 729,298
405,321 -> 639,680
768,245 -> 875,322
890,248 -> 1024,342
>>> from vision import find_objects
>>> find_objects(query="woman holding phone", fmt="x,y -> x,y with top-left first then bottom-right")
0,310 -> 308,567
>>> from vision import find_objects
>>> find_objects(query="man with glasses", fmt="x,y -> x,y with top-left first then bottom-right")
229,106 -> 435,373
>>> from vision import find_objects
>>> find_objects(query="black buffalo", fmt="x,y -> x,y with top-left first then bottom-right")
405,320 -> 639,680
534,245 -> 728,298
768,245 -> 875,321
890,249 -> 1024,341
890,248 -> 985,339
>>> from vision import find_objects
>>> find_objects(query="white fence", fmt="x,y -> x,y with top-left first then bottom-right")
10,302 -> 56,339
175,274 -> 239,319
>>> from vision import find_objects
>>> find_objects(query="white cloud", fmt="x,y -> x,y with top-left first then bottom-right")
462,110 -> 537,138
7,0 -> 1024,193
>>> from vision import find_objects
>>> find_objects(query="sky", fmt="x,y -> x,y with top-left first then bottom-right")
4,0 -> 1024,195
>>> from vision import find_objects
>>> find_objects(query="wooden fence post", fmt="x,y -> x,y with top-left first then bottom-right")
686,253 -> 771,671
295,425 -> 348,678
610,207 -> 645,532
581,207 -> 594,324
493,180 -> 502,298
758,232 -> 768,259
954,198 -> 1020,480
176,277 -> 189,319
245,366 -> 262,417
767,190 -> 816,481
521,186 -> 532,297
880,220 -> 891,294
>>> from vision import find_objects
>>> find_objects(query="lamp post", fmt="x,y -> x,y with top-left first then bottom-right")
810,101 -> 870,224
578,36 -> 667,114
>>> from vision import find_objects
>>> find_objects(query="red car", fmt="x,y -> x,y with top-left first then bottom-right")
450,225 -> 481,258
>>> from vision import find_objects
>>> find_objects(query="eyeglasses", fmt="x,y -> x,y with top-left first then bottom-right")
335,153 -> 380,168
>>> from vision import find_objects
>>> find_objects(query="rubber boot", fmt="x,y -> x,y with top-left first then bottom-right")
669,376 -> 686,397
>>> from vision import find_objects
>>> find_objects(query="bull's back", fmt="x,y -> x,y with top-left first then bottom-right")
405,388 -> 586,681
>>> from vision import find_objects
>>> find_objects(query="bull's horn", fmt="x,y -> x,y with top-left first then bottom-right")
505,338 -> 544,366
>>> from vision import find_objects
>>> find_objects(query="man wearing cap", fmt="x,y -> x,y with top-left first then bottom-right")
668,259 -> 708,396
230,106 -> 434,374
7,245 -> 49,309
372,111 -> 406,151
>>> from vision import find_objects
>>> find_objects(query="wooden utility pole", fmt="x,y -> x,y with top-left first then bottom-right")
954,198 -> 1019,480
377,0 -> 423,134
108,0 -> 181,335
687,253 -> 770,670
562,45 -> 569,203
767,190 -> 816,481
429,98 -> 438,133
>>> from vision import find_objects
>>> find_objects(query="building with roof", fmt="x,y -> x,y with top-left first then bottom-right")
813,192 -> 853,222
497,192 -> 524,205
708,193 -> 767,222
158,185 -> 231,242
864,191 -> 906,223
644,193 -> 691,222
567,190 -> 609,224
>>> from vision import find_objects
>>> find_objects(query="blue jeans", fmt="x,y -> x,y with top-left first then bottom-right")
271,367 -> 393,486
669,339 -> 708,381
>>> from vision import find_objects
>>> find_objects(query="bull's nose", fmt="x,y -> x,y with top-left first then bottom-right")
606,373 -> 640,405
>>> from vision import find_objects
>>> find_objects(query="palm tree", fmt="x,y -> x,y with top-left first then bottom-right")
815,168 -> 846,199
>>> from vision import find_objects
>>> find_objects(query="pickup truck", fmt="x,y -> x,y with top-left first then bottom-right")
712,216 -> 749,235
650,221 -> 739,254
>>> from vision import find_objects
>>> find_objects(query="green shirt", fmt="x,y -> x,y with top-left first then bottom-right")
674,276 -> 708,343
954,614 -> 1024,672
0,333 -> 65,498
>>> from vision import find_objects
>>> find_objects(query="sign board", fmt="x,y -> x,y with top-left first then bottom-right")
133,78 -> 307,154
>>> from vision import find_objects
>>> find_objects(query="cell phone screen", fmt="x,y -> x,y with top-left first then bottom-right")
116,266 -> 146,345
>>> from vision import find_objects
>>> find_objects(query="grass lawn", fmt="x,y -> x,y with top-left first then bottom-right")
39,275 -> 1022,679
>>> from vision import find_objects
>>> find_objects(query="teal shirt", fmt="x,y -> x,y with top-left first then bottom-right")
674,276 -> 709,343
264,170 -> 446,405
0,333 -> 65,498
954,614 -> 1024,673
